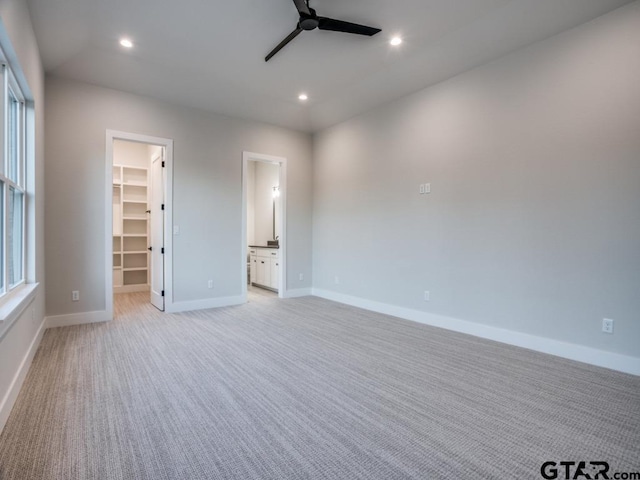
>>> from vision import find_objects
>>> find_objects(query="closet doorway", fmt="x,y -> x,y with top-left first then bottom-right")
242,152 -> 287,301
106,131 -> 174,317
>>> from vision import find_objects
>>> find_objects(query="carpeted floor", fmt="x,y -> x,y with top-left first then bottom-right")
0,292 -> 638,479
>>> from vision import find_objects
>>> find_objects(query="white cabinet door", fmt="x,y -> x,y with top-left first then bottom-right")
257,257 -> 270,286
249,254 -> 257,285
269,258 -> 279,289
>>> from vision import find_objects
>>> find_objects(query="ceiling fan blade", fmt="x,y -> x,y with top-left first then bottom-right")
292,0 -> 310,16
318,17 -> 381,36
265,27 -> 303,62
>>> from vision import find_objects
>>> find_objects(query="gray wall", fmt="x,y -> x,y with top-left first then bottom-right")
0,0 -> 46,424
45,77 -> 312,314
312,2 -> 640,358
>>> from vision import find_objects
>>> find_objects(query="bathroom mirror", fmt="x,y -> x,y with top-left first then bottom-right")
246,160 -> 280,247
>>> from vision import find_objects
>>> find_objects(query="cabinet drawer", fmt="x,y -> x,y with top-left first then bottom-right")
256,248 -> 279,259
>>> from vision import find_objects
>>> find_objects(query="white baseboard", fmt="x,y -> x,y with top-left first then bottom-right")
45,310 -> 112,329
283,288 -> 312,299
0,318 -> 46,432
166,295 -> 245,314
311,288 -> 640,376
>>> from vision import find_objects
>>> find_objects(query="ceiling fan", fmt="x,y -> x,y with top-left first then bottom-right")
265,0 -> 382,62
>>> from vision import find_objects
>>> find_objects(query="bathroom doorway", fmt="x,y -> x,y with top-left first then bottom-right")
241,152 -> 286,301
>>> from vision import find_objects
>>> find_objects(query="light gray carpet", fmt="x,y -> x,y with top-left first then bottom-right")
0,292 -> 638,479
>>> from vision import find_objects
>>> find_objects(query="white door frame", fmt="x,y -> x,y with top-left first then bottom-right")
241,151 -> 287,300
105,130 -> 174,319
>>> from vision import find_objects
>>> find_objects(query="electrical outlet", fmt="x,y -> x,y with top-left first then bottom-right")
424,290 -> 430,302
72,290 -> 80,302
602,318 -> 614,334
299,273 -> 304,281
173,225 -> 180,235
425,183 -> 431,194
334,276 -> 340,285
419,184 -> 425,194
207,280 -> 213,289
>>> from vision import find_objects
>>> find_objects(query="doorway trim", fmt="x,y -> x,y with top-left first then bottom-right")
242,151 -> 287,300
105,130 -> 174,319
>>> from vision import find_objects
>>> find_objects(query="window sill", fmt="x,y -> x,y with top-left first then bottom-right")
0,283 -> 39,342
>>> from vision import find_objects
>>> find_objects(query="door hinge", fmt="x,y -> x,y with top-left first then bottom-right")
161,290 -> 165,297
161,247 -> 164,254
161,204 -> 165,210
162,161 -> 165,167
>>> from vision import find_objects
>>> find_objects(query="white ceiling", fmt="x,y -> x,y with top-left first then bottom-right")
26,0 -> 633,132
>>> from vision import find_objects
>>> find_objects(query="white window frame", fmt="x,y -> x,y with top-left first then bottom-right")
0,60 -> 27,297
0,26 -> 38,339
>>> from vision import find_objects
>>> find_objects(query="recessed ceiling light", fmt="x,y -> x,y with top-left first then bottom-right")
298,93 -> 308,101
119,38 -> 133,48
390,37 -> 402,46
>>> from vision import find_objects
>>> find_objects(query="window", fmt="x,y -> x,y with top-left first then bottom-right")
0,64 -> 27,296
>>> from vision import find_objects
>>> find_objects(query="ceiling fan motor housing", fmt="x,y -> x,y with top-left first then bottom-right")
299,9 -> 319,30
